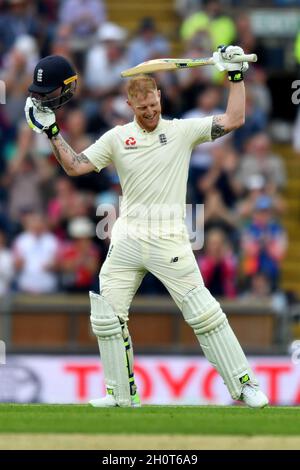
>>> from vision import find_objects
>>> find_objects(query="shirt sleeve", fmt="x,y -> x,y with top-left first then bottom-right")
177,116 -> 213,147
82,129 -> 114,172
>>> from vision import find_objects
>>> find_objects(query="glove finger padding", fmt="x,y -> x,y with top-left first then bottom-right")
218,45 -> 245,62
24,97 -> 56,134
241,62 -> 249,72
212,51 -> 226,72
25,97 -> 43,133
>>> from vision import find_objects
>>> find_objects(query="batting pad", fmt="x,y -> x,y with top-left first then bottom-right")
89,291 -> 131,407
182,286 -> 258,400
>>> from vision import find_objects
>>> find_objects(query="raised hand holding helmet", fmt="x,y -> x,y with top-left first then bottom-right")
25,97 -> 60,138
25,55 -> 77,139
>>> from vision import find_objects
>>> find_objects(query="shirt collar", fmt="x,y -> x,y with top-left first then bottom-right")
133,116 -> 164,134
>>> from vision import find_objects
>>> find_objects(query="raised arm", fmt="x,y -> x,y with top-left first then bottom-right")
25,97 -> 95,176
211,81 -> 245,139
211,45 -> 248,140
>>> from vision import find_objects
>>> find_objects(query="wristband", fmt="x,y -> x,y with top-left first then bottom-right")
228,70 -> 244,82
44,122 -> 60,139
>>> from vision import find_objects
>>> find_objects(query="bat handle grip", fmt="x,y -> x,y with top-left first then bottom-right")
231,53 -> 257,63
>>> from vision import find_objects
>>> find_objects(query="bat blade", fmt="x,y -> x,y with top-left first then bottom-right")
121,54 -> 258,77
121,58 -> 213,77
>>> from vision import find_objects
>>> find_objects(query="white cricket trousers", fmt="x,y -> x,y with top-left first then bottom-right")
99,218 -> 204,321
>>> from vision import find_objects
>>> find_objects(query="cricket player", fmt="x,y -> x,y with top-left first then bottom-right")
25,48 -> 268,408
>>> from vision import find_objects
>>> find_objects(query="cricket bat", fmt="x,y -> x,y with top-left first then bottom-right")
121,54 -> 257,77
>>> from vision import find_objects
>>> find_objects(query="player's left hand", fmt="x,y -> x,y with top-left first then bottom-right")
213,45 -> 249,73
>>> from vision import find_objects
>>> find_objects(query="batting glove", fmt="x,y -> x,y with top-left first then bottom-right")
213,45 -> 249,82
25,97 -> 60,139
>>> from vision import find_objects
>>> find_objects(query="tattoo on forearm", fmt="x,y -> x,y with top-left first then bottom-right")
74,152 -> 90,164
50,137 -> 64,165
211,116 -> 230,140
50,135 -> 89,170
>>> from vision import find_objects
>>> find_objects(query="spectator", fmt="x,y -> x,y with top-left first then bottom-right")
175,0 -> 202,18
202,189 -> 238,244
58,0 -> 106,50
180,0 -> 236,50
177,41 -> 213,111
48,27 -> 75,65
197,228 -> 237,298
240,195 -> 287,290
183,86 -> 231,194
153,72 -> 183,118
1,34 -> 39,124
0,229 -> 14,296
0,0 -> 39,59
193,145 -> 240,245
62,107 -> 113,195
236,174 -> 286,223
6,153 -> 46,224
233,93 -> 268,152
247,67 -> 272,118
47,176 -> 92,238
237,133 -> 286,192
127,17 -> 170,67
12,118 -> 54,169
13,212 -> 59,293
63,107 -> 92,153
197,145 -> 241,208
4,123 -> 55,223
85,92 -> 132,137
235,13 -> 268,68
84,22 -> 129,97
59,217 -> 100,292
241,271 -> 288,314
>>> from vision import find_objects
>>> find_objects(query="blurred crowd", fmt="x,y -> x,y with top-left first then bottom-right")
0,0 -> 292,303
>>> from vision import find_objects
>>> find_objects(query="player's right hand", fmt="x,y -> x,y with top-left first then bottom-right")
24,97 -> 56,134
213,45 -> 249,73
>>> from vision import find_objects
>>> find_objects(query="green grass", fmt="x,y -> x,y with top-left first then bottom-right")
0,405 -> 299,435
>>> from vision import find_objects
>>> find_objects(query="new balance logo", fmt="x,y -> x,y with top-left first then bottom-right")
239,373 -> 250,384
159,133 -> 167,145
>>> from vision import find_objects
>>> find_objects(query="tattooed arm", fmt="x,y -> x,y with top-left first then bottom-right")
211,81 -> 245,140
50,134 -> 96,176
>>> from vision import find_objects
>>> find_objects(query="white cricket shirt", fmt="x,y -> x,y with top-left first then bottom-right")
84,116 -> 213,221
